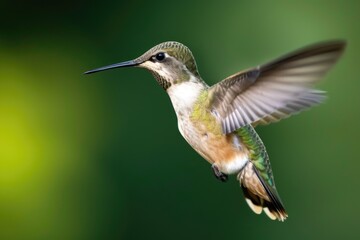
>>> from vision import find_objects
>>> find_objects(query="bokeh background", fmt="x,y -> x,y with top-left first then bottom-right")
1,0 -> 359,239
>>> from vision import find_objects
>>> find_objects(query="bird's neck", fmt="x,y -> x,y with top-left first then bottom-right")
166,76 -> 208,118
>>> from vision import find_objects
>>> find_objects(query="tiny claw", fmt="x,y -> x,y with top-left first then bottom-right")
218,174 -> 228,182
212,164 -> 228,182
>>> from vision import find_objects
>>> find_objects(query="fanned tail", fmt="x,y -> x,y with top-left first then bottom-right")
238,162 -> 288,221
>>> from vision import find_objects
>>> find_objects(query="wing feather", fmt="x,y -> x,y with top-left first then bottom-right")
209,40 -> 346,134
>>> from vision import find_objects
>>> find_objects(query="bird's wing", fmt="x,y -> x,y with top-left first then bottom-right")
208,41 -> 346,134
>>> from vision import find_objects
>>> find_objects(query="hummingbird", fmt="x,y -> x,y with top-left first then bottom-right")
85,40 -> 345,221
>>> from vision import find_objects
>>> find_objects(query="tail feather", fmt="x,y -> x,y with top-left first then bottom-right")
243,189 -> 263,214
238,162 -> 288,221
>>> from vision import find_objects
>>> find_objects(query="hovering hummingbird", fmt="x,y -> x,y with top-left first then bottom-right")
85,40 -> 345,221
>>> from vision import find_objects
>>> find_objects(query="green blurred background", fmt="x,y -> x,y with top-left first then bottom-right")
1,0 -> 359,239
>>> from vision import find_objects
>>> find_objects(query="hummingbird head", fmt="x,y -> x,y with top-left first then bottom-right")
84,41 -> 201,90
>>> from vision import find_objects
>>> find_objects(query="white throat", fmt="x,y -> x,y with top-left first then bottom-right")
166,77 -> 205,118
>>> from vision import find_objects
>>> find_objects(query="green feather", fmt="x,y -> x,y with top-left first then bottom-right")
236,125 -> 275,188
190,90 -> 222,135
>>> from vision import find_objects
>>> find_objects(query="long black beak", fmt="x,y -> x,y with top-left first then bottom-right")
84,60 -> 139,74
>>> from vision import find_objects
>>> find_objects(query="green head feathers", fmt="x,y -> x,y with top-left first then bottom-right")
136,41 -> 200,78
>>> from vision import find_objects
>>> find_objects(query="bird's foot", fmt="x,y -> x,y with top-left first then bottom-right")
212,164 -> 228,182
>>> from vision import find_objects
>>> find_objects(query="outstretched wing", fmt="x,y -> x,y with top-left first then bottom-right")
209,41 -> 346,134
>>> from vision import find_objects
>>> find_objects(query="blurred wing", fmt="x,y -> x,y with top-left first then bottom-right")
209,40 -> 346,134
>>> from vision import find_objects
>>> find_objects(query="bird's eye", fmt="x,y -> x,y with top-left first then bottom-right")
155,52 -> 166,61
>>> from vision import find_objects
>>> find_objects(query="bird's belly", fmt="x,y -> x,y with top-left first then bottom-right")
178,120 -> 249,175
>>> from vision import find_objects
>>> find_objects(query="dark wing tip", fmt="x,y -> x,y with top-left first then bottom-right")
311,39 -> 347,57
324,39 -> 347,49
293,39 -> 347,55
261,39 -> 347,73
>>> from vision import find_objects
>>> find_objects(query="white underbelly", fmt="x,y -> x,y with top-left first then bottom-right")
221,154 -> 248,174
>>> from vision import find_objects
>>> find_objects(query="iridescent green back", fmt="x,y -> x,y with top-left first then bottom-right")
236,125 -> 276,188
